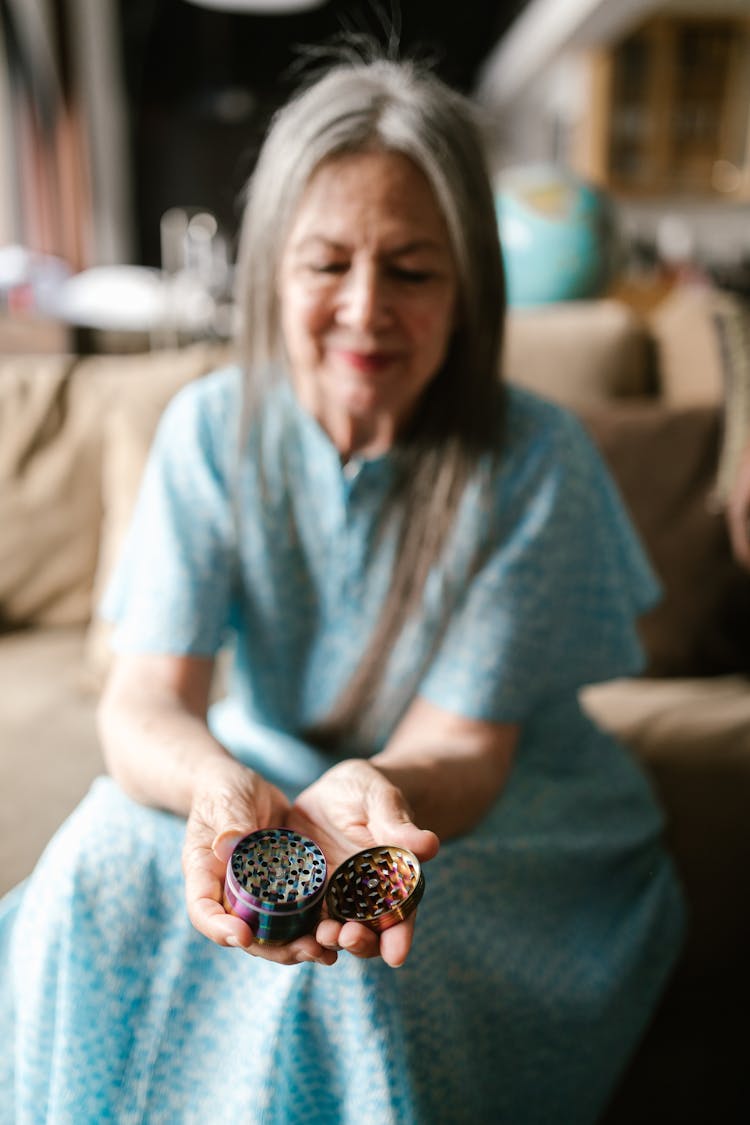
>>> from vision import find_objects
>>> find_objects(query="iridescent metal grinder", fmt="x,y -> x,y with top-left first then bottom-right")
224,828 -> 327,944
325,845 -> 425,933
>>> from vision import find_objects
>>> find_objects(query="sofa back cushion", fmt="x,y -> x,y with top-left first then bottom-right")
0,356 -> 102,628
505,298 -> 655,410
0,344 -> 231,632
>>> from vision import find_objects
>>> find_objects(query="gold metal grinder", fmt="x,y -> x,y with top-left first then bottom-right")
325,845 -> 425,933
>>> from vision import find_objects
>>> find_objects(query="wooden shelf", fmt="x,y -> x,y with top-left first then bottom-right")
573,15 -> 750,200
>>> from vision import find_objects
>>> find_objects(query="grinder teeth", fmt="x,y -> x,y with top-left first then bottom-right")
231,828 -> 327,903
325,845 -> 424,933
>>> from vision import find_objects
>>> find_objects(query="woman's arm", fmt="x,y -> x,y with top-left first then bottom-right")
293,697 -> 517,857
371,696 -> 518,839
291,698 -> 518,966
97,653 -> 336,964
98,652 -> 234,815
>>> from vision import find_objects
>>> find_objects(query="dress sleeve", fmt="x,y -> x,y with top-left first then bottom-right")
419,399 -> 660,724
100,375 -> 236,656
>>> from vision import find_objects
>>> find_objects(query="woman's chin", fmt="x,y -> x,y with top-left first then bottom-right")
336,389 -> 385,419
327,376 -> 393,421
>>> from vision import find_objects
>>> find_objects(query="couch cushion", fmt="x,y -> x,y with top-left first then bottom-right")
505,298 -> 654,410
582,675 -> 750,973
582,401 -> 750,677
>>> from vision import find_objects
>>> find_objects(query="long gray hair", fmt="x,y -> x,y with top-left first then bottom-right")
234,58 -> 506,747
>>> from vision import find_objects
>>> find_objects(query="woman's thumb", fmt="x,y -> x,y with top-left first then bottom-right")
210,825 -> 253,863
369,783 -> 440,862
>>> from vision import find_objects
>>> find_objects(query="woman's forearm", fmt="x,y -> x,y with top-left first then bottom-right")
97,653 -> 247,817
366,696 -> 518,840
98,691 -> 241,817
370,748 -> 512,840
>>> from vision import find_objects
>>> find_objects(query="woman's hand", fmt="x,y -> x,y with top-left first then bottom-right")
288,759 -> 440,968
727,440 -> 750,570
286,698 -> 515,968
182,756 -> 338,966
99,653 -> 337,966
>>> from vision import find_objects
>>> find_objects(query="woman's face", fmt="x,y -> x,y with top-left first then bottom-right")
278,150 -> 459,456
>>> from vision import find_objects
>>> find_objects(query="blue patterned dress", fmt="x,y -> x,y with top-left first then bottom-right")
0,369 -> 684,1125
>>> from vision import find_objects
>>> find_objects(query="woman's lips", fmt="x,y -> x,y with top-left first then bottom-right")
333,349 -> 396,374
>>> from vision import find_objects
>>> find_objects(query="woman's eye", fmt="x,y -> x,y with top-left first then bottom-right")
309,262 -> 347,275
389,267 -> 433,283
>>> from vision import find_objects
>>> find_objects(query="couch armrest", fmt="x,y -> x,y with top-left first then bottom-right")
582,675 -> 750,975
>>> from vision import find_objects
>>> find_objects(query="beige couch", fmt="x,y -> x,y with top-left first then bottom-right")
1,290 -> 748,1123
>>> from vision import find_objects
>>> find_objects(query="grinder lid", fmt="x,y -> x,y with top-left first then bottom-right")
325,844 -> 425,933
228,827 -> 327,915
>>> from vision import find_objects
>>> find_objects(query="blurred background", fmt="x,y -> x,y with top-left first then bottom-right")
1,0 -> 749,346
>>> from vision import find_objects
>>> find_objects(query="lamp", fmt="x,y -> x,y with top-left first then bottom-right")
182,0 -> 327,11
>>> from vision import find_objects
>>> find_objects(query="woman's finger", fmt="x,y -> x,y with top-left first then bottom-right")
182,831 -> 252,946
316,914 -> 414,964
233,934 -> 338,967
378,913 -> 417,968
182,803 -> 251,944
317,918 -> 381,960
336,920 -> 381,959
316,917 -> 343,949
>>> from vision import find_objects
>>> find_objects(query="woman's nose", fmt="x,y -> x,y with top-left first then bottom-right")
337,261 -> 390,330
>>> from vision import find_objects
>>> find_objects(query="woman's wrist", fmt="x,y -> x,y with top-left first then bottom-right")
142,730 -> 241,818
188,752 -> 263,819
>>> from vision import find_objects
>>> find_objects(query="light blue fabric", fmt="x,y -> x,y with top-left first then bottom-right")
0,369 -> 684,1124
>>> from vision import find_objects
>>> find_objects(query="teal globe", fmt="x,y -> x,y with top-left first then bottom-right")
495,165 -> 616,307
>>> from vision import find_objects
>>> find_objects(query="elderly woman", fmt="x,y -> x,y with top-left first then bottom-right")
0,59 -> 682,1124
